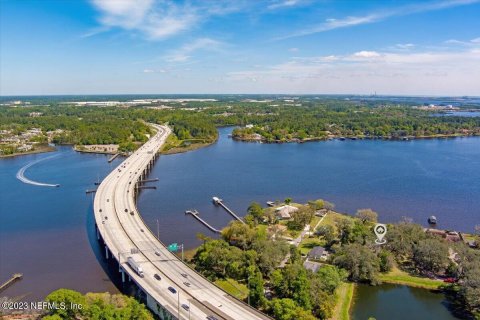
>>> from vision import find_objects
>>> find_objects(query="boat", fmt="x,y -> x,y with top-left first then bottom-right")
212,196 -> 222,204
428,215 -> 437,224
266,201 -> 275,207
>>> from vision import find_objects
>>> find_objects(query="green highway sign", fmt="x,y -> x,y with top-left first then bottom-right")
168,243 -> 178,252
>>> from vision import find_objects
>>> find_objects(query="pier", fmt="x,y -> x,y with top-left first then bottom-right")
86,189 -> 97,194
137,185 -> 156,190
185,210 -> 221,233
107,153 -> 119,163
137,178 -> 159,184
0,273 -> 23,293
212,196 -> 245,224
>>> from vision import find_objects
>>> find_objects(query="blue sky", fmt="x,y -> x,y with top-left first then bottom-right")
1,0 -> 479,95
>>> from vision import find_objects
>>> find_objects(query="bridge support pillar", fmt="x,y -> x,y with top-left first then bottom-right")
121,268 -> 125,283
96,225 -> 100,240
105,246 -> 109,259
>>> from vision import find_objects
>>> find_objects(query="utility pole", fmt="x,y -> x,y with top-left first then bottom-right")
181,244 -> 184,261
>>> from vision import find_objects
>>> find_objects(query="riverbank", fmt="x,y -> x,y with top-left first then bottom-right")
160,133 -> 217,155
0,144 -> 56,158
378,266 -> 443,290
232,132 -> 478,144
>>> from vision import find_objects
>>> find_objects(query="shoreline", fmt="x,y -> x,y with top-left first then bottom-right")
232,133 -> 479,144
0,145 -> 56,158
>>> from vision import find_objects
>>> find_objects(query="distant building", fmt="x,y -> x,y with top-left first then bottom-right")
308,246 -> 329,261
245,124 -> 254,129
275,205 -> 298,219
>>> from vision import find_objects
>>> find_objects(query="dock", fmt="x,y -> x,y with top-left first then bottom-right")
185,210 -> 221,233
86,189 -> 97,194
137,185 -> 156,190
108,153 -> 120,163
137,178 -> 159,184
0,273 -> 23,293
212,196 -> 245,224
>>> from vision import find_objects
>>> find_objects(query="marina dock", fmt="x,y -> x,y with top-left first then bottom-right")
185,210 -> 221,233
212,197 -> 245,224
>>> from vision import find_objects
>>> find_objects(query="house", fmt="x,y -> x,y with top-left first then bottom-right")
315,209 -> 328,217
308,246 -> 329,261
275,205 -> 298,220
303,260 -> 323,273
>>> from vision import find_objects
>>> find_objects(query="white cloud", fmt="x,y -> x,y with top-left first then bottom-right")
164,38 -> 224,63
268,0 -> 303,10
143,69 -> 155,73
89,0 -> 243,40
227,45 -> 480,95
277,0 -> 480,40
289,47 -> 299,52
352,51 -> 381,58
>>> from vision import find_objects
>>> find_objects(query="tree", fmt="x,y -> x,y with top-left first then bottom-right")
336,217 -> 354,245
272,263 -> 311,309
269,298 -> 316,320
413,238 -> 449,274
308,199 -> 325,210
356,209 -> 378,224
316,225 -> 335,245
386,222 -> 426,259
222,221 -> 256,250
378,250 -> 394,272
45,289 -> 86,319
247,202 -> 264,225
333,243 -> 380,284
247,266 -> 266,308
284,197 -> 292,205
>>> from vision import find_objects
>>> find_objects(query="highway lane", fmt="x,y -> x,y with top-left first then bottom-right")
94,124 -> 270,320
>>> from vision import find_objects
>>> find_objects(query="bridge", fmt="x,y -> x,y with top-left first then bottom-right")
93,124 -> 270,320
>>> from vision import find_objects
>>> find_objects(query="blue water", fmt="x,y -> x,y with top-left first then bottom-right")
0,147 -> 120,300
1,128 -> 480,301
138,127 -> 480,249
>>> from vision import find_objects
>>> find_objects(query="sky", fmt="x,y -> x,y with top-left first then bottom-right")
1,0 -> 479,96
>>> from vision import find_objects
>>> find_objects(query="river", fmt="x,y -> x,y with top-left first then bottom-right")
1,128 -> 479,311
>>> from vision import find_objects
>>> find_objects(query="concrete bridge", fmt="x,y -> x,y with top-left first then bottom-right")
93,124 -> 270,320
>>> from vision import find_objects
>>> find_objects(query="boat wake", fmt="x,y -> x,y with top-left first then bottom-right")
16,154 -> 61,187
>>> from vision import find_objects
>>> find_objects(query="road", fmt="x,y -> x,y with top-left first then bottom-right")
94,124 -> 270,320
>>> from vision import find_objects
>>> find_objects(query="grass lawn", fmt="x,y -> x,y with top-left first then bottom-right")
299,237 -> 325,255
379,266 -> 443,290
331,282 -> 354,320
215,279 -> 249,300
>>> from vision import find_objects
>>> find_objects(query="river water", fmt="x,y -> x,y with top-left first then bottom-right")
1,128 -> 479,310
138,127 -> 480,249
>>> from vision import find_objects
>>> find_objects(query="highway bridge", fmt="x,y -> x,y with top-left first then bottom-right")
93,124 -> 270,320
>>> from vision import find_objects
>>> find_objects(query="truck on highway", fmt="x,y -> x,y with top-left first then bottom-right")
127,257 -> 144,277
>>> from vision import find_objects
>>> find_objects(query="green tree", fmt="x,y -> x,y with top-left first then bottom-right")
413,238 -> 449,274
356,209 -> 378,224
333,243 -> 380,284
247,202 -> 264,225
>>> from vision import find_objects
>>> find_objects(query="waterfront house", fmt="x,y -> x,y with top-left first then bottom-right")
275,205 -> 298,220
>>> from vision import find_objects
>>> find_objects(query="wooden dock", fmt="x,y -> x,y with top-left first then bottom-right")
212,197 -> 245,224
0,273 -> 23,293
185,210 -> 221,233
108,153 -> 120,163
